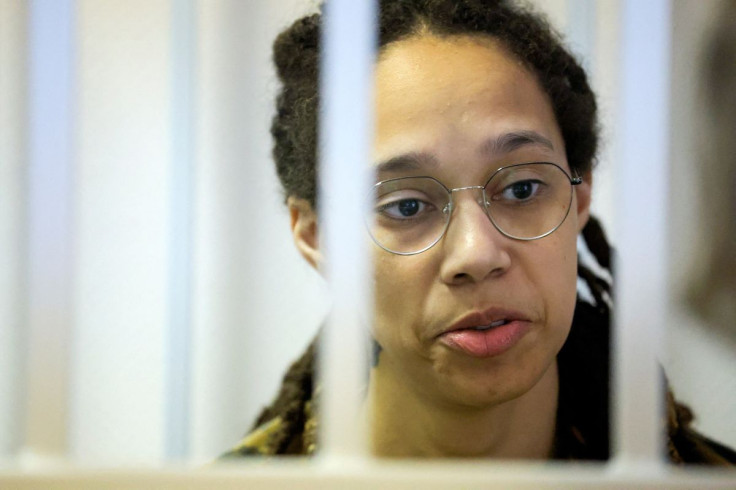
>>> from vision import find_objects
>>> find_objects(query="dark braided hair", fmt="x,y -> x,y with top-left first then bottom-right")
249,340 -> 317,454
272,0 -> 599,208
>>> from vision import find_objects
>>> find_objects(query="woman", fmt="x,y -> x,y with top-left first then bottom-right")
223,0 -> 735,463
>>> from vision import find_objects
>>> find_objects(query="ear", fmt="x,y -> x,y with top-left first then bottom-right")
288,197 -> 322,270
575,170 -> 592,232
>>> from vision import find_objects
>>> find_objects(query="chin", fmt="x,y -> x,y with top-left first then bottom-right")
377,319 -> 569,412
428,349 -> 557,410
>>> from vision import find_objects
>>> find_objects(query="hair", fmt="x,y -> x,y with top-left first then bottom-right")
271,0 -> 599,208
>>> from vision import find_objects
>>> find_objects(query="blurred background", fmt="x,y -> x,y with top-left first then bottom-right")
0,0 -> 733,466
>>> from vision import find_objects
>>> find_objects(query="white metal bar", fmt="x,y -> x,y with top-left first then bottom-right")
166,0 -> 196,461
23,0 -> 76,461
0,0 -> 28,458
2,462 -> 736,489
318,0 -> 377,460
613,0 -> 671,466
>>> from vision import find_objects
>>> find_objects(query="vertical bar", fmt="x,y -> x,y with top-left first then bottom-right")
23,0 -> 75,460
613,0 -> 671,466
0,0 -> 28,459
319,0 -> 376,459
166,0 -> 195,461
0,0 -> 28,461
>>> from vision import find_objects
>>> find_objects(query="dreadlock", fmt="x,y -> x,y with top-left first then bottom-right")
579,216 -> 613,314
249,340 -> 317,454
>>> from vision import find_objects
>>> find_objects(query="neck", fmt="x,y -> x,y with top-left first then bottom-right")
366,360 -> 559,459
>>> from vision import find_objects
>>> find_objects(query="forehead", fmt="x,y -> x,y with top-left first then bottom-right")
373,34 -> 564,170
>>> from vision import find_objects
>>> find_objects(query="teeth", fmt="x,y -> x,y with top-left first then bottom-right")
474,320 -> 507,331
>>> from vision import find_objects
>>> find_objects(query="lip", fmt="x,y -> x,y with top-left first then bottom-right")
441,307 -> 531,335
437,308 -> 532,358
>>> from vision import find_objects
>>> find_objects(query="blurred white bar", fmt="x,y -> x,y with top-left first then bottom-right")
23,0 -> 75,461
72,0 -> 171,463
0,0 -> 28,459
613,0 -> 671,466
166,0 -> 196,461
318,0 -> 376,459
3,461 -> 736,489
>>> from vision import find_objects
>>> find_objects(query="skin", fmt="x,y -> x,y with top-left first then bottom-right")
290,34 -> 592,458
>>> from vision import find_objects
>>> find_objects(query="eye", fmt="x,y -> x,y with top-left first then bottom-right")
377,197 -> 432,219
499,180 -> 542,201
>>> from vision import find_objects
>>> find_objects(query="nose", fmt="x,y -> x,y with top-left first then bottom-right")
438,189 -> 512,285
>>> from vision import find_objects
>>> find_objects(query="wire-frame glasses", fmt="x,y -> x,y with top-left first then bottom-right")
367,162 -> 583,255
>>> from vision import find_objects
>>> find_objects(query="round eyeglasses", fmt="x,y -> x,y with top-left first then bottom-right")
367,162 -> 583,255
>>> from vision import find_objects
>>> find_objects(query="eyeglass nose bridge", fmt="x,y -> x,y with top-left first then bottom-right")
441,184 -> 496,237
444,184 -> 489,215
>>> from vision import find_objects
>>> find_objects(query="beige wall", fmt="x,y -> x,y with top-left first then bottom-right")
663,0 -> 736,449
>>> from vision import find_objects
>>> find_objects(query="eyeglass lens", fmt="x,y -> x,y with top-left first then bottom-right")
368,163 -> 575,255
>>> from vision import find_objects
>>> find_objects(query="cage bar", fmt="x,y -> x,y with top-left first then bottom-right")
318,0 -> 377,460
612,0 -> 671,466
23,0 -> 76,462
0,0 -> 28,459
166,0 -> 196,461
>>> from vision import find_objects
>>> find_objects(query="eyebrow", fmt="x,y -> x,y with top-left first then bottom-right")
374,152 -> 439,174
480,130 -> 555,156
374,130 -> 555,174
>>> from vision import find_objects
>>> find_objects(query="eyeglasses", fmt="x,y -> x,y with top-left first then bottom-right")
367,162 -> 583,255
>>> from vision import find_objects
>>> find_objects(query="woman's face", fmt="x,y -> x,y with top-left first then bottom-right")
370,35 -> 591,408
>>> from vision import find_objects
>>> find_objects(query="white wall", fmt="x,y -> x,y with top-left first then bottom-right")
71,0 -> 172,464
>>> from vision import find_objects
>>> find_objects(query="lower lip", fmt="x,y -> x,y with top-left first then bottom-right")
439,321 -> 531,358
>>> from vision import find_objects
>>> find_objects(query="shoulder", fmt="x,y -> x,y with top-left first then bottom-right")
221,339 -> 319,458
220,416 -> 286,457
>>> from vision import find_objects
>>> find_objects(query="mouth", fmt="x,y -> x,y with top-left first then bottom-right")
440,308 -> 529,336
469,319 -> 509,331
437,309 -> 532,358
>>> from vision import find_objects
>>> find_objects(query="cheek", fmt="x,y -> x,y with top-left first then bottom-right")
529,230 -> 579,328
371,253 -> 435,345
